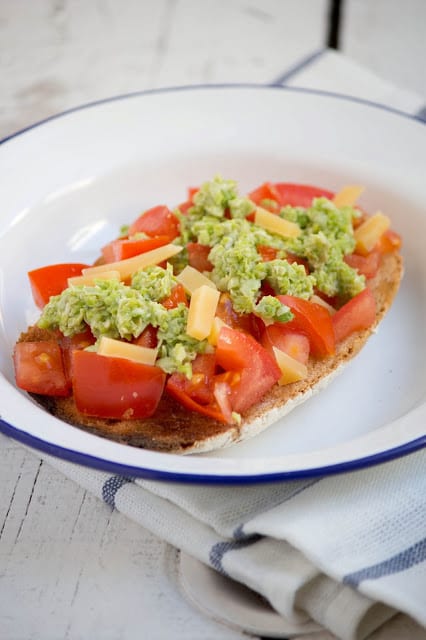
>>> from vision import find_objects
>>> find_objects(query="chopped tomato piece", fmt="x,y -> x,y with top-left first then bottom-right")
187,186 -> 199,201
284,252 -> 310,273
72,350 -> 165,419
132,325 -> 158,349
14,341 -> 70,396
101,235 -> 170,263
161,284 -> 188,309
248,182 -> 280,206
332,288 -> 376,343
215,326 -> 281,413
344,251 -> 381,279
128,205 -> 180,240
60,328 -> 96,385
187,243 -> 213,272
215,293 -> 259,337
28,263 -> 89,308
376,229 -> 402,254
261,325 -> 310,364
213,380 -> 233,424
277,295 -> 335,357
257,245 -> 279,262
273,183 -> 334,208
166,354 -> 229,423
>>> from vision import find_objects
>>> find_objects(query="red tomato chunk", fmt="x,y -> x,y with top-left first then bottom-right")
14,341 -> 70,396
28,263 -> 89,308
332,288 -> 376,343
128,205 -> 180,241
215,326 -> 281,413
277,295 -> 335,358
72,350 -> 166,419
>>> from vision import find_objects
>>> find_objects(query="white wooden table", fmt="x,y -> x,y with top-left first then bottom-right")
1,2 -> 425,638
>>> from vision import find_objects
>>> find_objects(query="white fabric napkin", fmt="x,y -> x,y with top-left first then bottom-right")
21,50 -> 426,639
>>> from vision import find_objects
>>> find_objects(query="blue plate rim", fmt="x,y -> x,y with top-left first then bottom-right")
0,82 -> 424,150
1,416 -> 425,484
1,83 -> 425,483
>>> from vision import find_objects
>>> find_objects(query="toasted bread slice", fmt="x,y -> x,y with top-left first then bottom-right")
21,251 -> 402,454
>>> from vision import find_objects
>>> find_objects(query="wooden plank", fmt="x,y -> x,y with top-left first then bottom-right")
341,0 -> 426,98
0,441 -> 245,638
0,0 -> 329,138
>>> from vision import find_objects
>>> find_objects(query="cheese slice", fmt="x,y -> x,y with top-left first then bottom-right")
82,244 -> 182,280
333,185 -> 364,208
67,270 -> 121,287
187,285 -> 221,340
176,265 -> 217,295
354,212 -> 390,254
97,336 -> 158,365
273,346 -> 308,385
254,207 -> 301,238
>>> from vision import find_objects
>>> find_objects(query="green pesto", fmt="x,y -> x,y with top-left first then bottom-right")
38,276 -> 207,375
38,177 -> 365,376
279,197 -> 364,298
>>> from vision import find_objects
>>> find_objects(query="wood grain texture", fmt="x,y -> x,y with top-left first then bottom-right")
0,436 -> 246,639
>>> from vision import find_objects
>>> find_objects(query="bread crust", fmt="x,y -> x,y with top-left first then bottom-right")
22,252 -> 403,454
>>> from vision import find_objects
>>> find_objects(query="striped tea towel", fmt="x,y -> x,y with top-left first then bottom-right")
43,447 -> 426,639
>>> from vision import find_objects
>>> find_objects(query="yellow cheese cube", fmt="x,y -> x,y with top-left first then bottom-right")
187,285 -> 221,340
176,265 -> 217,295
97,336 -> 158,365
354,212 -> 390,254
333,185 -> 364,208
67,270 -> 121,287
254,207 -> 301,238
81,244 -> 182,280
273,347 -> 308,385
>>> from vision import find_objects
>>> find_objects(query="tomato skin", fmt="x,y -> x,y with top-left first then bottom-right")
345,251 -> 381,279
132,325 -> 158,348
166,354 -> 229,423
60,328 -> 96,385
277,295 -> 335,357
161,283 -> 188,309
128,205 -> 180,240
28,263 -> 89,308
72,350 -> 166,419
248,182 -> 280,206
377,229 -> 402,254
261,325 -> 310,364
273,183 -> 334,208
332,288 -> 376,343
14,341 -> 70,396
101,235 -> 170,263
257,245 -> 279,262
215,293 -> 259,338
216,326 -> 281,413
187,243 -> 213,272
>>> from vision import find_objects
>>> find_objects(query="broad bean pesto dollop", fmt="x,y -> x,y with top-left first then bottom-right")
38,175 -> 365,376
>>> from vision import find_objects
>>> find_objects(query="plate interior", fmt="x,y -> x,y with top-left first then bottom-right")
0,87 -> 425,479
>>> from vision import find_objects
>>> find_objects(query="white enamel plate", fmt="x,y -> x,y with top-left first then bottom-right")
0,86 -> 425,483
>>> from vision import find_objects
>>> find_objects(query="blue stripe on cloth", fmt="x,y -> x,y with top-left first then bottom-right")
269,48 -> 326,86
415,105 -> 426,122
209,479 -> 320,575
343,537 -> 426,587
102,475 -> 132,508
209,525 -> 262,576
